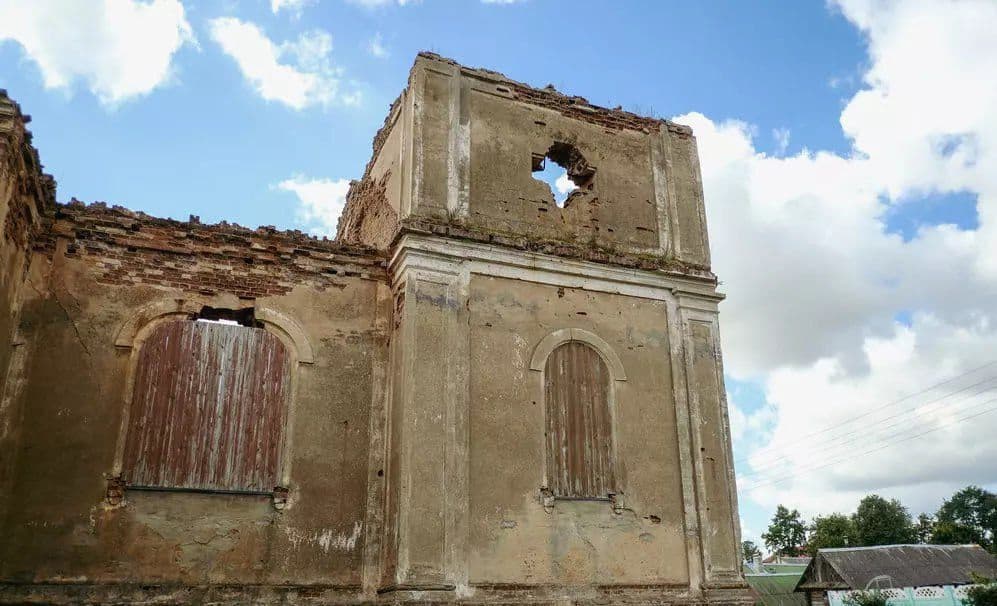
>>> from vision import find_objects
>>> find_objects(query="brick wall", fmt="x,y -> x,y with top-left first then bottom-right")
37,201 -> 387,299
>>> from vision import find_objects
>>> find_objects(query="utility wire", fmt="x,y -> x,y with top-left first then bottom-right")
740,392 -> 997,482
740,398 -> 997,491
739,377 -> 997,477
732,360 -> 997,464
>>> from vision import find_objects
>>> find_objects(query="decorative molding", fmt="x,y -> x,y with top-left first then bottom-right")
255,306 -> 314,364
114,297 -> 314,364
529,327 -> 627,382
114,297 -> 203,348
391,234 -> 724,305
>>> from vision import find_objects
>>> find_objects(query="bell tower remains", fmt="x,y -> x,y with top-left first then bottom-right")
338,52 -> 748,603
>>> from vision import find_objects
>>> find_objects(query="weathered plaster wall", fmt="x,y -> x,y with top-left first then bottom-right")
341,53 -> 712,271
0,92 -> 54,538
466,92 -> 658,252
466,275 -> 688,585
0,53 -> 749,605
0,204 -> 391,589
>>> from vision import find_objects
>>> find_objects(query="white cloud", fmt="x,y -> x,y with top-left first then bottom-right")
0,0 -> 194,107
554,173 -> 575,196
367,33 -> 389,59
271,0 -> 315,15
684,0 -> 997,521
276,176 -> 351,237
208,18 -> 359,110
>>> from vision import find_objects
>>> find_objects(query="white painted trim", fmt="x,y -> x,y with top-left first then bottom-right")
390,234 -> 723,305
529,328 -> 627,381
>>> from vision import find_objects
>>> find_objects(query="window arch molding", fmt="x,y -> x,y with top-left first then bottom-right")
114,297 -> 314,364
110,297 -> 311,496
529,327 -> 627,382
531,328 -> 626,502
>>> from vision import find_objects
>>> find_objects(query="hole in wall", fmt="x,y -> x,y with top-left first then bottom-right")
195,306 -> 258,327
531,142 -> 595,208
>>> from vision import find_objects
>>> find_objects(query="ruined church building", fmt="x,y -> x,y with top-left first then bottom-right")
0,54 -> 750,605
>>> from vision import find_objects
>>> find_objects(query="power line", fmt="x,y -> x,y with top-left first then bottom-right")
733,360 -> 997,464
740,398 -> 997,491
739,377 -> 997,477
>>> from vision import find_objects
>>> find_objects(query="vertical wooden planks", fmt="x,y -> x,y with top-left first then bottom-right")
544,341 -> 614,498
122,320 -> 291,493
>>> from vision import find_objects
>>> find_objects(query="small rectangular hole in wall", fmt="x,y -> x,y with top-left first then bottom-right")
496,85 -> 511,94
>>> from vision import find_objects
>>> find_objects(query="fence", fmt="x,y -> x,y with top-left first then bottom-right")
829,585 -> 978,606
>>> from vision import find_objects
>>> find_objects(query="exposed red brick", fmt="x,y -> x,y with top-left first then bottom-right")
35,201 -> 388,298
336,173 -> 398,249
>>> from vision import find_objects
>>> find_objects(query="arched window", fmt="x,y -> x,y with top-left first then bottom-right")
121,318 -> 291,493
544,341 -> 615,499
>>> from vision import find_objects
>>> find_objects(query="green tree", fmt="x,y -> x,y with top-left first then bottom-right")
851,495 -> 915,546
762,505 -> 807,556
742,540 -> 762,563
808,513 -> 855,556
932,486 -> 997,553
965,574 -> 997,606
915,513 -> 935,544
844,590 -> 888,606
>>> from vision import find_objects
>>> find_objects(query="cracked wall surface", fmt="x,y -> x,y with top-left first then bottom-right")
0,56 -> 748,606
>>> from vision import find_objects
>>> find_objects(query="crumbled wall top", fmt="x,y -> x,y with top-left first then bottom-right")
0,89 -> 56,213
347,53 -> 713,276
37,201 -> 387,297
417,52 -> 693,137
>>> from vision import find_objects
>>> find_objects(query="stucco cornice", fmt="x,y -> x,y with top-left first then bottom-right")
390,233 -> 725,305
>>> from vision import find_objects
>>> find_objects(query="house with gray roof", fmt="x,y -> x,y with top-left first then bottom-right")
796,544 -> 997,606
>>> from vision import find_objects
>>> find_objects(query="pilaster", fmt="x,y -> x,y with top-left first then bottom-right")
384,244 -> 471,591
673,288 -> 742,586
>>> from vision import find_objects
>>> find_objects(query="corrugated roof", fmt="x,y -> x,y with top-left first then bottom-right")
797,544 -> 997,591
748,573 -> 808,606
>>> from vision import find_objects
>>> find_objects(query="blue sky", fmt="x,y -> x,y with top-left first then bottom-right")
3,0 -> 997,553
0,1 -> 868,226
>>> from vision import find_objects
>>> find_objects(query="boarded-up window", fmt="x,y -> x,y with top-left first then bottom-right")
544,341 -> 615,498
122,320 -> 291,493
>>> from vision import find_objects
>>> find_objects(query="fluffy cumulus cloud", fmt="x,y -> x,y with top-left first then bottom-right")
687,0 -> 997,526
0,0 -> 194,107
209,18 -> 360,110
276,176 -> 351,237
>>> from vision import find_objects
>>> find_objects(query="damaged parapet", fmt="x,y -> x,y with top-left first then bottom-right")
337,52 -> 712,274
0,90 -> 55,257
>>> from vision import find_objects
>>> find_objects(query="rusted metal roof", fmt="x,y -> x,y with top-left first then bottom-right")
544,341 -> 615,498
122,320 -> 290,493
796,545 -> 997,591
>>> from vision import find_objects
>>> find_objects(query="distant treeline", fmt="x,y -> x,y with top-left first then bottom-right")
741,485 -> 997,560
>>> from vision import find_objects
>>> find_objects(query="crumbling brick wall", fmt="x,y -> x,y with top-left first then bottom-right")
37,201 -> 385,298
0,90 -> 55,532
